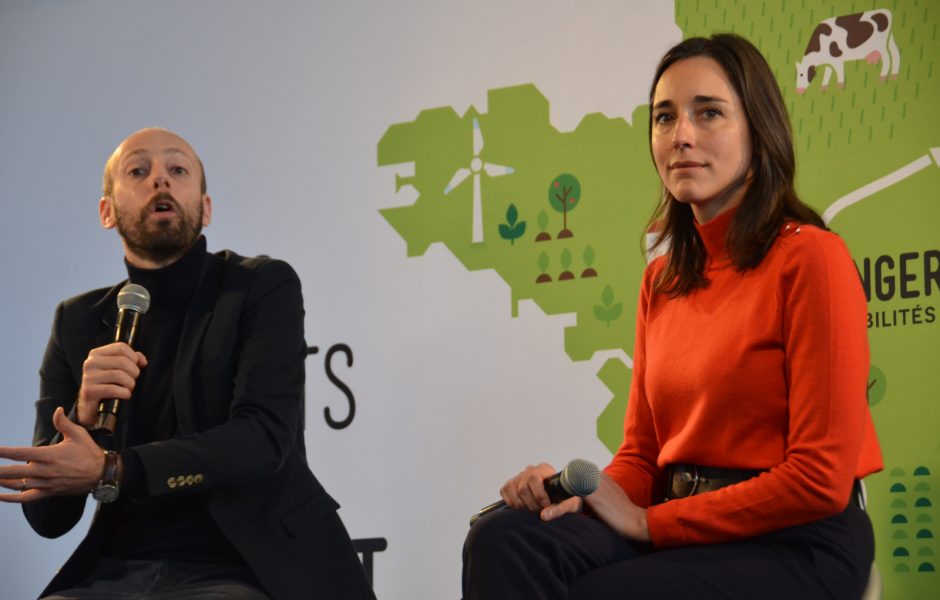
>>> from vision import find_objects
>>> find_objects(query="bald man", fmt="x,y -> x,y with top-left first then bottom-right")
0,129 -> 375,600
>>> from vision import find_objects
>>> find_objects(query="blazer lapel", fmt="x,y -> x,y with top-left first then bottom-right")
95,282 -> 125,347
173,254 -> 223,434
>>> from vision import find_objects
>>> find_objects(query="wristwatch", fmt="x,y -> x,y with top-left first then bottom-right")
92,450 -> 120,503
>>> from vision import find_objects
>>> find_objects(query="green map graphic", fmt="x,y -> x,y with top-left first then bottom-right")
379,1 -> 938,596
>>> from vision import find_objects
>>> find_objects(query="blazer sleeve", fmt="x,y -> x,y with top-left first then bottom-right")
127,258 -> 309,499
22,302 -> 90,538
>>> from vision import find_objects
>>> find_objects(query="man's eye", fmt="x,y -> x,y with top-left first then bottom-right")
170,166 -> 188,175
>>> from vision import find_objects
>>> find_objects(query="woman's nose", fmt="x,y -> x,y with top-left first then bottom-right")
672,114 -> 694,149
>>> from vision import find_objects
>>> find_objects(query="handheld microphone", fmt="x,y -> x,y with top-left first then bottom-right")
469,459 -> 601,526
93,283 -> 151,434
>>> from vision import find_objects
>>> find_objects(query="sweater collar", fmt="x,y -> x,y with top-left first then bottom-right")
124,236 -> 208,315
693,206 -> 737,265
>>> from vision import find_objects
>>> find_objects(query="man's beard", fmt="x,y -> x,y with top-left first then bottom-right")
114,193 -> 203,265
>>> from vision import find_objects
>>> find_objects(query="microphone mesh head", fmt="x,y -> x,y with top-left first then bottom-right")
117,284 -> 151,314
561,459 -> 601,497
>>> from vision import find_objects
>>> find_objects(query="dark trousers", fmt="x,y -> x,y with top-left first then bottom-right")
40,558 -> 269,600
462,506 -> 874,600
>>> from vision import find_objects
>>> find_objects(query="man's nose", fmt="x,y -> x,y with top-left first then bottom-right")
152,170 -> 170,189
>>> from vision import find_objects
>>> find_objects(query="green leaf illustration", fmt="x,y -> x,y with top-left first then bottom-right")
594,285 -> 623,327
583,245 -> 595,267
498,203 -> 527,245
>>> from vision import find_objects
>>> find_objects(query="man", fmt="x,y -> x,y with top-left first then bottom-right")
0,128 -> 375,600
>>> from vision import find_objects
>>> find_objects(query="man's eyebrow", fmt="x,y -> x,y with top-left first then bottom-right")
121,148 -> 191,161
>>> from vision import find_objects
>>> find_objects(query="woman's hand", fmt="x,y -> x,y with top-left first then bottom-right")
500,463 -> 582,521
583,472 -> 650,542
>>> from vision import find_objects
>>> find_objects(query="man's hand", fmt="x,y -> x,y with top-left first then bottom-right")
76,342 -> 147,428
0,407 -> 106,502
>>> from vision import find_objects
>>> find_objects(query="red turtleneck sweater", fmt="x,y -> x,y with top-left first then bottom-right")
604,208 -> 883,548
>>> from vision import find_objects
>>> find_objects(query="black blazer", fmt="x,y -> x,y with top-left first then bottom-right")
23,249 -> 375,600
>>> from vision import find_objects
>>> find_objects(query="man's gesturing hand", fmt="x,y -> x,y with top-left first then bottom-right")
0,408 -> 107,502
77,342 -> 147,428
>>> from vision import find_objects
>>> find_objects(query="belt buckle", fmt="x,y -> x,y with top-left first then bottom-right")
672,465 -> 700,499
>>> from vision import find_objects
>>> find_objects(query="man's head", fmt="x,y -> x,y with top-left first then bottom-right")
100,128 -> 212,268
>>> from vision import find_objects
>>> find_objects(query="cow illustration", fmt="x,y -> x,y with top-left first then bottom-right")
796,9 -> 901,94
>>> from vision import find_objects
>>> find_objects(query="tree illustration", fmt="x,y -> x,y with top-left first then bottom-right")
558,248 -> 575,281
548,173 -> 581,239
498,203 -> 526,245
581,245 -> 597,278
535,209 -> 551,242
594,285 -> 623,327
536,251 -> 552,283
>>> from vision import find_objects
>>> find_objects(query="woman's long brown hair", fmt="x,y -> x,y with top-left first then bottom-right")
646,34 -> 825,296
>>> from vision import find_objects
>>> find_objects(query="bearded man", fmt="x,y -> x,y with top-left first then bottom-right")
0,128 -> 375,600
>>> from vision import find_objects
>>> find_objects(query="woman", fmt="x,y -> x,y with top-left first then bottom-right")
462,34 -> 882,599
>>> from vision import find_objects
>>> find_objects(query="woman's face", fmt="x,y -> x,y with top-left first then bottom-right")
651,56 -> 752,224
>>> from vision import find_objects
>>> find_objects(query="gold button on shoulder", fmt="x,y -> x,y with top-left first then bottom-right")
176,475 -> 186,487
167,477 -> 177,489
185,475 -> 194,485
194,474 -> 204,484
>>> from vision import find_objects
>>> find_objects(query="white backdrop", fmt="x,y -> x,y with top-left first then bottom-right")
0,2 -> 677,598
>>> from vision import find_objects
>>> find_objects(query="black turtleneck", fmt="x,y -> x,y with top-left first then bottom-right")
100,236 -> 243,566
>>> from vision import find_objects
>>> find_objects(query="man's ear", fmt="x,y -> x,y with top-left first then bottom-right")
201,195 -> 212,227
99,196 -> 116,229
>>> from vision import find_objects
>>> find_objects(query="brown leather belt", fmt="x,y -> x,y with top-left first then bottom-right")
665,465 -> 762,500
665,464 -> 863,508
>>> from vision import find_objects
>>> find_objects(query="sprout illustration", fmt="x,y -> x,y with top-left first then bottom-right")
548,173 -> 581,239
535,209 -> 551,242
558,248 -> 575,281
536,251 -> 552,283
582,245 -> 597,278
498,203 -> 526,246
594,285 -> 623,327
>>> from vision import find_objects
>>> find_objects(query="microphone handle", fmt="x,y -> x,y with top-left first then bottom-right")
93,308 -> 142,434
468,470 -> 575,526
469,499 -> 506,526
543,471 -> 572,503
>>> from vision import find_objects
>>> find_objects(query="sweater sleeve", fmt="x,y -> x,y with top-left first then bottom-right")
645,228 -> 876,547
603,262 -> 666,508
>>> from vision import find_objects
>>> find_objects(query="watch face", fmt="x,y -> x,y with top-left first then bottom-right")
93,484 -> 119,503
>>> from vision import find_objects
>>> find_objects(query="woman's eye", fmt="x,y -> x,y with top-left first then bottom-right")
128,167 -> 146,177
654,113 -> 674,125
702,108 -> 722,119
171,166 -> 188,175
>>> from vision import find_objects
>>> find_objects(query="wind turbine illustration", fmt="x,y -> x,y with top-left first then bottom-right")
443,117 -> 515,244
